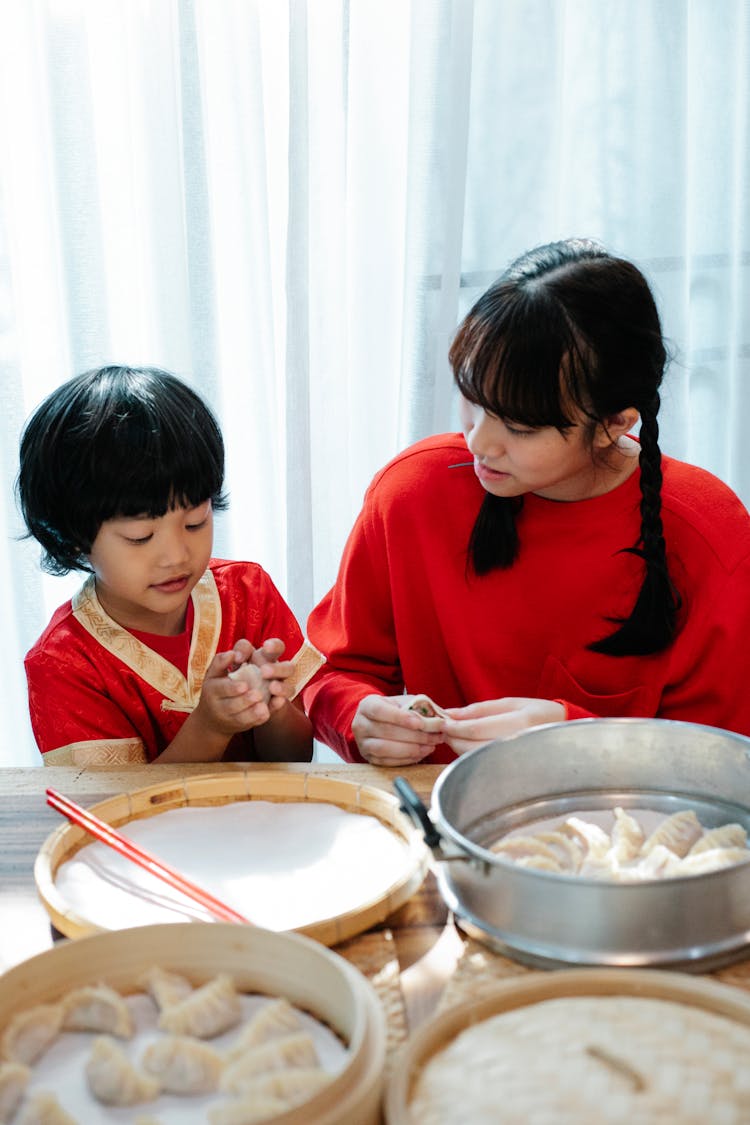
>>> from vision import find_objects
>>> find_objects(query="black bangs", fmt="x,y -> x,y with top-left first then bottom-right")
17,365 -> 227,574
449,280 -> 594,430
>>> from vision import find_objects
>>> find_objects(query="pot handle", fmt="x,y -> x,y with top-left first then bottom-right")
394,776 -> 443,851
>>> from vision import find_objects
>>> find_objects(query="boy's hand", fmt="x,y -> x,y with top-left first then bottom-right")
222,637 -> 298,721
194,647 -> 275,734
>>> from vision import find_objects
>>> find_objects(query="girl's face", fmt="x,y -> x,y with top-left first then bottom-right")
459,397 -> 627,502
86,501 -> 214,635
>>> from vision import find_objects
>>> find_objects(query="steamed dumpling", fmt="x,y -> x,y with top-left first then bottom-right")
85,1036 -> 160,1106
223,1066 -> 332,1104
158,974 -> 242,1039
141,1034 -> 224,1094
490,836 -> 563,870
61,983 -> 134,1038
0,1004 -> 63,1065
678,846 -> 750,875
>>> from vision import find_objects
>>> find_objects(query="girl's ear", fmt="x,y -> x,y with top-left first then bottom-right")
595,408 -> 640,449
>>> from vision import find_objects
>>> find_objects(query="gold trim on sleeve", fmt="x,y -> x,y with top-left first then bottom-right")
43,739 -> 148,766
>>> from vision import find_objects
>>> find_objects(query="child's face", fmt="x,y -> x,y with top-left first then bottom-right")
86,501 -> 214,635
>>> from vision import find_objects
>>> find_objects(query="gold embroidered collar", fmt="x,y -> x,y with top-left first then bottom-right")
71,569 -> 222,713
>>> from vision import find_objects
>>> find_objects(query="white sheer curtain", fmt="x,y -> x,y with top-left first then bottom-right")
0,0 -> 748,765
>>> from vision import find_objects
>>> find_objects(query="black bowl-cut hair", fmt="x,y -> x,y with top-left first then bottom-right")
17,365 -> 228,575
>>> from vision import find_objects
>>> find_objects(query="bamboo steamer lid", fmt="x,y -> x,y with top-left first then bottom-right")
0,921 -> 386,1125
35,769 -> 427,943
385,968 -> 750,1123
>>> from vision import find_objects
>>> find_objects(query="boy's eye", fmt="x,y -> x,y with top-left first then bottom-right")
124,534 -> 153,545
186,517 -> 209,531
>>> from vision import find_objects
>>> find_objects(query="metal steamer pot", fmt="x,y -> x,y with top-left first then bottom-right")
395,718 -> 750,971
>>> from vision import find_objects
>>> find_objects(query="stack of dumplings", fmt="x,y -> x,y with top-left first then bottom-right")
0,967 -> 335,1124
491,808 -> 750,881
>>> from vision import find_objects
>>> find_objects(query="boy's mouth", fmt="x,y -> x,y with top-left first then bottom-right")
151,575 -> 190,594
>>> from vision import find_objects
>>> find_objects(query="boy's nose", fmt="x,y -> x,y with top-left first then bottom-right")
159,535 -> 191,567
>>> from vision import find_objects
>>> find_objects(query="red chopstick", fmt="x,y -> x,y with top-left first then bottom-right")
46,787 -> 251,926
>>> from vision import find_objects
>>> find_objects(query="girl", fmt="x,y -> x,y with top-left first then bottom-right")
304,239 -> 750,765
18,365 -> 314,765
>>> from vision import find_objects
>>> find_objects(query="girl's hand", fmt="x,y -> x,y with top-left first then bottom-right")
441,698 -> 565,756
352,694 -> 445,766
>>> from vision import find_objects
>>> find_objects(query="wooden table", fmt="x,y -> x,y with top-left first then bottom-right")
4,761 -> 750,1061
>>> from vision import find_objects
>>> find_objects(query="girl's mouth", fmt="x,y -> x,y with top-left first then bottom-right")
474,462 -> 510,482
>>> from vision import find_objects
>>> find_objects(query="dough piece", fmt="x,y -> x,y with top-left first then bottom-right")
61,983 -> 134,1038
219,1032 -> 319,1094
642,810 -> 702,858
139,966 -> 193,1011
688,824 -> 747,855
0,1004 -> 63,1065
157,974 -> 242,1039
141,1034 -> 223,1094
0,1061 -> 30,1124
15,1092 -> 78,1125
610,807 -> 646,863
85,1036 -> 160,1106
227,662 -> 271,704
208,1097 -> 289,1125
397,694 -> 449,732
227,999 -> 303,1060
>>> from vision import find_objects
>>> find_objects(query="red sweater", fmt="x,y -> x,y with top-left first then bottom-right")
304,434 -> 750,763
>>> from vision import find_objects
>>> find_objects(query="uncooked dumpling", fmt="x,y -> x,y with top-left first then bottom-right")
85,1036 -> 160,1106
610,807 -> 645,863
141,1034 -> 224,1094
689,824 -> 747,855
157,974 -> 242,1039
208,1097 -> 289,1125
642,810 -> 702,857
139,966 -> 193,1011
225,1066 -> 332,1104
61,983 -> 134,1038
15,1091 -> 78,1125
227,999 -> 303,1060
0,1004 -> 63,1065
220,1032 -> 319,1094
0,1061 -> 30,1123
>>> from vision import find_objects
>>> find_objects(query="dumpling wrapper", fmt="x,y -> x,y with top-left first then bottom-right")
0,1061 -> 31,1123
86,1036 -> 160,1106
15,1091 -> 78,1124
61,983 -> 134,1039
141,1033 -> 224,1094
0,1004 -> 63,1066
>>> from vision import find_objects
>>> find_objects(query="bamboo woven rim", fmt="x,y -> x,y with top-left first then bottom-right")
384,967 -> 750,1122
34,770 -> 428,945
0,921 -> 386,1125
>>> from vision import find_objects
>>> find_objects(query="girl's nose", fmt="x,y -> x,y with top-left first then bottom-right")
466,414 -> 505,461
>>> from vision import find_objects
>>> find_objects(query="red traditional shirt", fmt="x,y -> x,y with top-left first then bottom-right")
26,559 -> 304,765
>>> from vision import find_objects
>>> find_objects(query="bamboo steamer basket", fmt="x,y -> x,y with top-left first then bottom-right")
0,921 -> 386,1125
385,968 -> 750,1122
35,770 -> 427,944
